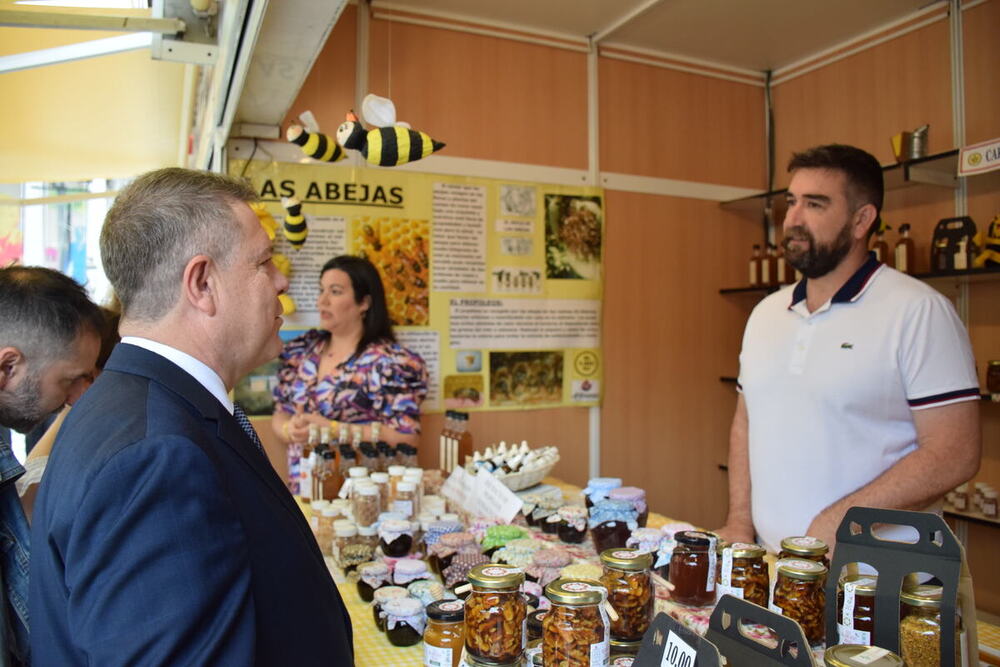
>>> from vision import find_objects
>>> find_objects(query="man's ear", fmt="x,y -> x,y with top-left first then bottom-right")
0,347 -> 25,391
182,254 -> 218,316
853,204 -> 878,240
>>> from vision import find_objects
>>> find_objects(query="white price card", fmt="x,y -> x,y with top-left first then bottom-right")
660,629 -> 697,667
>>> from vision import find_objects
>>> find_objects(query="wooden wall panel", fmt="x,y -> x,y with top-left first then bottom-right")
771,19 -> 952,188
600,190 -> 762,529
963,0 -> 1000,145
599,58 -> 765,189
364,18 -> 589,169
281,5 -> 357,134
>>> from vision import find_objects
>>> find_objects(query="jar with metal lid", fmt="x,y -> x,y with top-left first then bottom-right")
370,471 -> 390,510
394,557 -> 431,586
715,542 -> 768,607
378,518 -> 414,557
836,575 -> 877,645
543,511 -> 564,535
600,548 -> 653,642
668,530 -> 718,607
371,585 -> 408,630
583,477 -> 623,509
900,584 -> 960,667
340,543 -> 373,574
393,481 -> 418,518
824,644 -> 904,667
309,499 -> 329,535
424,599 -> 465,667
543,578 -> 610,667
526,610 -> 546,642
356,561 -> 390,602
771,558 -> 827,644
778,535 -> 830,568
332,522 -> 358,565
396,443 -> 419,468
351,482 -> 381,528
465,563 -> 527,664
382,596 -> 425,647
525,638 -> 543,666
589,500 -> 639,555
556,506 -> 588,543
984,489 -> 999,519
316,507 -> 340,556
609,487 -> 648,527
610,638 -> 641,658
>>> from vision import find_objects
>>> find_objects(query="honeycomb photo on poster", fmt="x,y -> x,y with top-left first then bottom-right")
544,194 -> 602,280
444,374 -> 484,409
489,351 -> 563,406
351,216 -> 430,326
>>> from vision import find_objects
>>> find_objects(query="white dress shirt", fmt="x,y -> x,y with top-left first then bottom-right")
120,337 -> 234,415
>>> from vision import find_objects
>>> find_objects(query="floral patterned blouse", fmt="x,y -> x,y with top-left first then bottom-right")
273,330 -> 428,434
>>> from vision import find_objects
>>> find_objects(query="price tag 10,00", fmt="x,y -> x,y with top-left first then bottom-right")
660,629 -> 697,667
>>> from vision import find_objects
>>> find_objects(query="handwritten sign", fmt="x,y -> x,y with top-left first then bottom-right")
660,630 -> 696,667
439,466 -> 523,522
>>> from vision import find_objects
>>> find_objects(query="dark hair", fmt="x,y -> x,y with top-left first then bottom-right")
0,266 -> 103,368
101,168 -> 258,321
96,305 -> 122,369
787,144 -> 884,237
320,255 -> 396,356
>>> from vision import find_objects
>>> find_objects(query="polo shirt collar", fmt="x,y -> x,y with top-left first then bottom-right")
789,251 -> 884,310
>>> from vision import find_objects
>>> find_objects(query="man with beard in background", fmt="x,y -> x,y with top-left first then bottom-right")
716,144 -> 981,554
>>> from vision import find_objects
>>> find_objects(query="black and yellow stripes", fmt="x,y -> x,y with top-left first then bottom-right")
364,126 -> 445,167
288,127 -> 345,163
281,198 -> 308,249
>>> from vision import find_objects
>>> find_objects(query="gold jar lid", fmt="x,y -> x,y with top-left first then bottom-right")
600,548 -> 653,571
717,541 -> 765,558
989,360 -> 1000,367
901,584 -> 943,608
610,637 -> 643,654
545,578 -> 605,606
824,644 -> 904,666
776,558 -> 827,580
468,563 -> 525,590
837,574 -> 877,594
779,535 -> 829,556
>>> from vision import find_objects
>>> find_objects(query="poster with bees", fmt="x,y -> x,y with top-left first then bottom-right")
230,159 -> 603,414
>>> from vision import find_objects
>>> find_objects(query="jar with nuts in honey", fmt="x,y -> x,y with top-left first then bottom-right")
836,575 -> 877,646
778,535 -> 829,568
715,542 -> 768,607
424,599 -> 465,667
600,548 -> 653,642
543,578 -> 610,666
668,530 -> 719,607
465,564 -> 527,665
771,558 -> 827,644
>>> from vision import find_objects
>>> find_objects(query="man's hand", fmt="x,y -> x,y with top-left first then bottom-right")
714,522 -> 755,546
805,509 -> 841,561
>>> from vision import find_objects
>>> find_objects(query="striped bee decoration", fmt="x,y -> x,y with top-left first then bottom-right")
286,125 -> 345,163
281,197 -> 307,249
364,126 -> 445,167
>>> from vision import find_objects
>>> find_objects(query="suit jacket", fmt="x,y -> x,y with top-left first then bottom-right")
30,343 -> 353,666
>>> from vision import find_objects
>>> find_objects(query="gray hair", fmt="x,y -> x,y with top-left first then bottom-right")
100,168 -> 258,321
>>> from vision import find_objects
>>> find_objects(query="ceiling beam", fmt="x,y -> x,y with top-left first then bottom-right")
0,32 -> 152,74
0,9 -> 184,34
591,0 -> 666,43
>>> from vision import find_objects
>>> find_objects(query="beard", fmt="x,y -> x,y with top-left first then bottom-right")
782,221 -> 854,279
0,369 -> 50,433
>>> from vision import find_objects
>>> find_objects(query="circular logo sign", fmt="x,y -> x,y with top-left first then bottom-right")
439,600 -> 464,612
574,351 -> 599,377
611,550 -> 637,559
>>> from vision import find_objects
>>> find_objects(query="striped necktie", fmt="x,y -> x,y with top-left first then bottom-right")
233,403 -> 265,454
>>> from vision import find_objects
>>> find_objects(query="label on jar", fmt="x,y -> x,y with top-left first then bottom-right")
837,622 -> 871,646
522,616 -> 527,649
393,500 -> 414,517
841,581 -> 857,625
716,583 -> 744,601
769,602 -> 783,615
720,547 -> 733,586
424,644 -> 453,667
954,495 -> 967,511
706,536 -> 717,592
851,646 -> 890,664
590,637 -> 609,666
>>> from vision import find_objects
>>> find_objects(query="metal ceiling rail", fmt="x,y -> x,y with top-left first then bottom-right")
0,9 -> 185,33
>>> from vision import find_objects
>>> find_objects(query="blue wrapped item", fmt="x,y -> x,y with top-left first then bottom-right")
582,477 -> 622,505
587,499 -> 638,531
424,520 -> 464,547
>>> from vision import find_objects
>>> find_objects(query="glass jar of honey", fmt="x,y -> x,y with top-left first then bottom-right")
424,599 -> 465,667
543,578 -> 610,666
600,548 -> 653,642
836,575 -> 877,645
778,536 -> 830,568
715,542 -> 768,607
771,558 -> 827,644
668,530 -> 719,607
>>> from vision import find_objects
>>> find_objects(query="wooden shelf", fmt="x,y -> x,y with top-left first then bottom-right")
719,284 -> 782,295
719,266 -> 1000,295
719,376 -> 738,384
945,508 -> 1000,528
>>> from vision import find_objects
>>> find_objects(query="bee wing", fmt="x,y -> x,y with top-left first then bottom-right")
361,93 -> 396,128
395,121 -> 411,129
297,110 -> 320,134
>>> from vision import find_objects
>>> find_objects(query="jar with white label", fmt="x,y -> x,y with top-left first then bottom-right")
600,548 -> 654,642
952,483 -> 969,512
393,481 -> 417,518
836,575 -> 877,646
983,489 -> 998,519
424,599 -> 465,667
542,578 -> 610,667
771,558 -> 827,644
715,542 -> 768,607
465,564 -> 527,665
668,530 -> 718,607
351,482 -> 381,528
332,522 -> 358,566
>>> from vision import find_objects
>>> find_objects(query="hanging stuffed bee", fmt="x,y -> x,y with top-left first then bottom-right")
336,94 -> 444,167
281,197 -> 308,249
285,110 -> 346,163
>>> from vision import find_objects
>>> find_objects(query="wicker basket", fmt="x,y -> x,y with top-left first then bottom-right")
492,454 -> 560,492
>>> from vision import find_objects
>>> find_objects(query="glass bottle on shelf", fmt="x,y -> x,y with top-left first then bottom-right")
457,412 -> 473,470
762,243 -> 777,286
894,223 -> 915,273
749,244 -> 762,286
871,223 -> 891,263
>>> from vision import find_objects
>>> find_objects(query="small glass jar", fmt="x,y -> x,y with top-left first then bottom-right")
316,507 -> 339,556
378,519 -> 414,557
465,564 -> 527,664
382,596 -> 425,647
824,644 -> 904,666
429,531 -> 476,575
668,530 -> 719,607
356,523 -> 379,551
609,487 -> 648,528
583,477 -> 623,510
556,506 -> 588,543
778,536 -> 830,568
332,522 -> 358,565
370,471 -> 390,510
983,490 -> 998,519
396,443 -> 419,468
900,584 -> 960,667
359,442 -> 379,471
351,482 -> 382,528
372,585 -> 408,630
610,638 -> 642,659
543,578 -> 610,667
340,543 -> 374,574
952,483 -> 969,511
356,560 -> 390,602
387,464 -> 407,500
987,360 -> 1000,396
589,500 -> 638,555
715,542 -> 769,608
338,447 -> 357,482
526,610 -> 546,642
771,558 -> 827,644
394,558 -> 431,586
600,548 -> 654,642
376,440 -> 395,472
543,512 -> 563,535
393,481 -> 418,518
836,575 -> 877,645
424,599 -> 465,667
309,499 -> 329,536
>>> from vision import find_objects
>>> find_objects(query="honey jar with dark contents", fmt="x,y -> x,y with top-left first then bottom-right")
778,535 -> 829,568
424,599 -> 465,667
714,541 -> 768,607
771,558 -> 827,644
836,575 -> 877,645
668,530 -> 719,607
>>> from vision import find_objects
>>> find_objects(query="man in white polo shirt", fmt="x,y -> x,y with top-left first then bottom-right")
717,144 -> 981,554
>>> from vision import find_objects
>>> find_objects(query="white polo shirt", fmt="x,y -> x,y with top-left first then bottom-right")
737,254 -> 979,553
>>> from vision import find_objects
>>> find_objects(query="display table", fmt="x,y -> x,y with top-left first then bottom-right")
316,478 -> 1000,667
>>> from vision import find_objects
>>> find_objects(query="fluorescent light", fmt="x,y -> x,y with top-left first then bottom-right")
15,1 -> 147,8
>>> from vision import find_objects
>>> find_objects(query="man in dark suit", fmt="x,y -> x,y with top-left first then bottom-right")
30,169 -> 354,665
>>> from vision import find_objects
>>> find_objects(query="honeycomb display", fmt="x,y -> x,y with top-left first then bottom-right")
489,351 -> 563,406
351,217 -> 430,325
